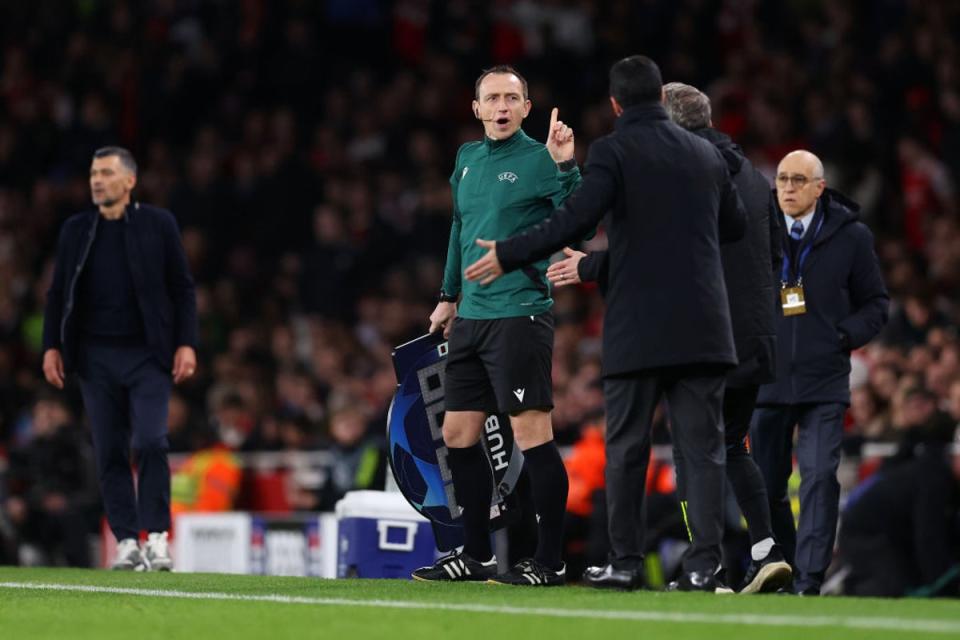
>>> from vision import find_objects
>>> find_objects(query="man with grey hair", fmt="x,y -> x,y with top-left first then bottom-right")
662,82 -> 712,130
549,82 -> 791,593
749,149 -> 888,594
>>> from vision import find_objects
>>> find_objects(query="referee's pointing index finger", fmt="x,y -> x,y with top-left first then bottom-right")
549,107 -> 558,132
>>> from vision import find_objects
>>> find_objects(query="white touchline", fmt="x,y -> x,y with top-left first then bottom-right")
0,582 -> 958,635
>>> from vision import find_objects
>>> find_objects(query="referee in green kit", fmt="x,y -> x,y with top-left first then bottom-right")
413,65 -> 580,586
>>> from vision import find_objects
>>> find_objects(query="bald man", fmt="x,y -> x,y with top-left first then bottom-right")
749,150 -> 889,595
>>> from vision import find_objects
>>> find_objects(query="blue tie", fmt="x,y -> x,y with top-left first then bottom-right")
790,220 -> 804,241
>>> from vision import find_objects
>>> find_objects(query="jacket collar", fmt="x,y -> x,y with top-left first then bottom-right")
483,129 -> 525,151
773,188 -> 860,247
614,102 -> 669,131
693,127 -> 729,144
812,188 -> 859,246
84,201 -> 138,227
93,201 -> 138,217
693,127 -> 746,175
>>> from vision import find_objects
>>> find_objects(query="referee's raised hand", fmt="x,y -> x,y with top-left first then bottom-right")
545,107 -> 575,163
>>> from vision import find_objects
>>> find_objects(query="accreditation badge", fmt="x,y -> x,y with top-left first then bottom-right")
780,286 -> 806,316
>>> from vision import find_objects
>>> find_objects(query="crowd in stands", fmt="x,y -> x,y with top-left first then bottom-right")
0,0 -> 958,577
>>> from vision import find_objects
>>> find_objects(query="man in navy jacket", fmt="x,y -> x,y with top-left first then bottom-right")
42,146 -> 198,570
750,150 -> 888,595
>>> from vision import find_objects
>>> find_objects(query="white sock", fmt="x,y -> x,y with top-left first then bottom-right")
751,537 -> 775,561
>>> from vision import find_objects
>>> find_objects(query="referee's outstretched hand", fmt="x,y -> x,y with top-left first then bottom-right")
464,239 -> 503,285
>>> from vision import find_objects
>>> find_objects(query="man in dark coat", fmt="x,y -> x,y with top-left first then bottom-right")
750,150 -> 889,595
550,82 -> 790,593
464,55 -> 746,591
42,146 -> 198,571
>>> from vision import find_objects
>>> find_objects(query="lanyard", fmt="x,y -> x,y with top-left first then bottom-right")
781,214 -> 824,285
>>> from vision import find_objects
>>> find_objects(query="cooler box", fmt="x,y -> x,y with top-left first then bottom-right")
335,490 -> 438,579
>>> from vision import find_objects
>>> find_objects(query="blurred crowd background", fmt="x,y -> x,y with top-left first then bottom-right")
1,0 -> 959,576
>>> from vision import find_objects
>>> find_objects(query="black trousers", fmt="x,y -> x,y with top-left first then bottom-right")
749,402 -> 845,592
78,343 -> 172,541
674,385 -> 774,546
603,367 -> 726,574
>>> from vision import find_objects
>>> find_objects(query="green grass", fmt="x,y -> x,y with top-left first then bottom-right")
1,567 -> 959,640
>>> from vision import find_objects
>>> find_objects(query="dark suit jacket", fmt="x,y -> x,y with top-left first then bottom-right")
497,103 -> 746,377
757,189 -> 888,405
577,127 -> 780,386
43,202 -> 198,371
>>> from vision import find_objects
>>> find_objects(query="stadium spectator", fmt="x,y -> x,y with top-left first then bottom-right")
847,386 -> 893,443
170,429 -> 241,515
838,444 -> 960,598
750,150 -> 889,595
4,393 -> 98,567
288,406 -> 386,513
881,288 -> 951,349
884,386 -> 956,468
562,420 -> 607,577
166,391 -> 210,454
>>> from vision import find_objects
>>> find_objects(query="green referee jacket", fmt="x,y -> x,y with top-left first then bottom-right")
441,129 -> 582,319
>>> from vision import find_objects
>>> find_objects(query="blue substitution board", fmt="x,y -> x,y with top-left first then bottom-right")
387,333 -> 525,552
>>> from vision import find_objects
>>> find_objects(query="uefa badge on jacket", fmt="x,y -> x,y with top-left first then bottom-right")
780,283 -> 806,316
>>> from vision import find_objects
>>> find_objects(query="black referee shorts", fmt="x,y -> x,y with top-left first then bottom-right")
444,311 -> 554,415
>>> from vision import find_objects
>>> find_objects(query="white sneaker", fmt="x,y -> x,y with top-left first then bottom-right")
143,531 -> 173,571
112,538 -> 146,571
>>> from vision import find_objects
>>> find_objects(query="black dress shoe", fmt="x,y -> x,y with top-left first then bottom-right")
582,563 -> 644,590
666,570 -> 717,592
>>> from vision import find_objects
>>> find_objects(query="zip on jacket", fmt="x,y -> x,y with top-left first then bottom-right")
61,213 -> 100,346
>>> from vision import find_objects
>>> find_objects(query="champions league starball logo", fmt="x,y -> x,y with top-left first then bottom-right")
387,333 -> 524,551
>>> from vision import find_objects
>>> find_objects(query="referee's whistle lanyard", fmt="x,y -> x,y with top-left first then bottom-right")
780,213 -> 825,288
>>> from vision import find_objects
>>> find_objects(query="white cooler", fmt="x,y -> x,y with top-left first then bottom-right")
335,490 -> 438,579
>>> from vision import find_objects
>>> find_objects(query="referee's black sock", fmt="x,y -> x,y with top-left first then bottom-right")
447,443 -> 494,562
522,440 -> 568,571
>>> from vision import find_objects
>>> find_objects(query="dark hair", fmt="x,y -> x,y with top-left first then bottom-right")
474,64 -> 528,100
92,146 -> 138,175
609,55 -> 663,108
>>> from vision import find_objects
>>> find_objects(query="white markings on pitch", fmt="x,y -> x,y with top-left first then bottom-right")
0,581 -> 958,635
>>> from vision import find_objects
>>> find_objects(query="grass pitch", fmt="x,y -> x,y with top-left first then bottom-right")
1,567 -> 959,640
